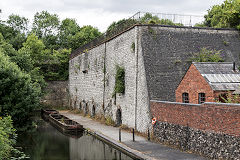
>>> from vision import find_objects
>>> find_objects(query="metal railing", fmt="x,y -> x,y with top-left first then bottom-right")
71,12 -> 204,59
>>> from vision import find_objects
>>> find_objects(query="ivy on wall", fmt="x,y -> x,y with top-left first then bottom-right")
113,65 -> 125,97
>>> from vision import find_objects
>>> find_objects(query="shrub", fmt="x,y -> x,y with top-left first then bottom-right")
0,51 -> 41,128
190,48 -> 224,62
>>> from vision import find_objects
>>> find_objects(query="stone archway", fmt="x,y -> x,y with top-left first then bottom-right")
92,105 -> 96,117
116,108 -> 122,127
74,100 -> 77,109
79,101 -> 82,110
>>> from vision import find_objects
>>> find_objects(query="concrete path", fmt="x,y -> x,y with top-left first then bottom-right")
60,111 -> 207,160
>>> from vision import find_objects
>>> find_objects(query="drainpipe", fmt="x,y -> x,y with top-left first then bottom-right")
134,26 -> 139,130
103,42 -> 107,115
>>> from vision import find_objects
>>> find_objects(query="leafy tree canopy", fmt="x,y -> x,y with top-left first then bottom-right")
200,0 -> 240,29
0,51 -> 41,127
7,14 -> 29,34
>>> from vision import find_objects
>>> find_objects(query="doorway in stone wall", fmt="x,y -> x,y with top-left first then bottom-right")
92,105 -> 96,117
116,109 -> 122,127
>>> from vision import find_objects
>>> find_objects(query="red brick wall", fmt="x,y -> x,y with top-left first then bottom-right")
176,64 -> 215,104
151,101 -> 240,136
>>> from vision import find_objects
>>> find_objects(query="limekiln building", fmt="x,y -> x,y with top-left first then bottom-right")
69,24 -> 240,132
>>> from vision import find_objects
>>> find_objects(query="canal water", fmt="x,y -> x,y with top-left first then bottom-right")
16,116 -> 134,160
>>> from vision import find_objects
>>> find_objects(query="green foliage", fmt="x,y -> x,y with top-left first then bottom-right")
106,19 -> 137,36
190,48 -> 224,62
105,116 -> 115,126
113,65 -> 125,97
19,33 -> 46,64
41,48 -> 71,81
140,13 -> 184,26
131,42 -> 135,53
0,116 -> 15,159
7,14 -> 29,34
0,51 -> 41,127
58,18 -> 81,49
203,0 -> 240,29
0,22 -> 26,50
32,11 -> 60,38
0,116 -> 28,159
218,91 -> 240,103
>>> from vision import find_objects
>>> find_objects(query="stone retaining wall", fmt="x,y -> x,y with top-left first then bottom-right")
151,100 -> 240,159
153,121 -> 240,159
41,81 -> 69,107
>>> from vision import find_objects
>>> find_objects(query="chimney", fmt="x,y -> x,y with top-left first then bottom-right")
233,62 -> 236,71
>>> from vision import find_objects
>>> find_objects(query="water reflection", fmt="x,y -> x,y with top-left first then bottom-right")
70,134 -> 132,160
17,118 -> 133,160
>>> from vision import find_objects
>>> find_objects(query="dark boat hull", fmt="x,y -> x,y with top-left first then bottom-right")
41,109 -> 59,121
48,114 -> 84,134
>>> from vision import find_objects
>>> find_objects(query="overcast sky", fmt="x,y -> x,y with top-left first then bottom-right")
0,0 -> 224,32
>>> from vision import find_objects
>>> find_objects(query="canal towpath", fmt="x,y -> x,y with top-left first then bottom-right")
60,110 -> 207,160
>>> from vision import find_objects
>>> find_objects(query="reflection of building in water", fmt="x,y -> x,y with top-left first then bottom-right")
69,134 -> 132,160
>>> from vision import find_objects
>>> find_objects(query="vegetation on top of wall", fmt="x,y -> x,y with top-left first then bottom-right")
195,0 -> 240,30
113,65 -> 125,97
190,48 -> 224,62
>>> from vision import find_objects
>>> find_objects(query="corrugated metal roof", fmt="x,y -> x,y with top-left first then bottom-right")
210,83 -> 240,91
202,74 -> 240,83
193,62 -> 240,91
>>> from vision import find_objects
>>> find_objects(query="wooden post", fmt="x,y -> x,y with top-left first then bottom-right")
133,128 -> 135,142
119,128 -> 121,142
148,128 -> 150,141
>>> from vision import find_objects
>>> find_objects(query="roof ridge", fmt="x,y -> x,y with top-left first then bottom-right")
193,62 -> 233,64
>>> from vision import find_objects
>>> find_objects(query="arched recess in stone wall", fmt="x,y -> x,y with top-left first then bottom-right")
74,100 -> 77,109
79,101 -> 82,110
91,105 -> 96,117
116,108 -> 122,127
70,99 -> 72,109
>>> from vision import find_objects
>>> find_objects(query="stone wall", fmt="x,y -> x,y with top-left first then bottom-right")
69,25 -> 240,133
140,25 -> 240,101
41,81 -> 69,107
69,26 -> 151,132
150,100 -> 240,159
153,121 -> 240,159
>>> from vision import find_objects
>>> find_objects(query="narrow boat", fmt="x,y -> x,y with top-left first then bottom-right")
48,113 -> 83,134
41,109 -> 59,121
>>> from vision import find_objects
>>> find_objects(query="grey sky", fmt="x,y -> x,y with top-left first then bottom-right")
0,0 -> 224,32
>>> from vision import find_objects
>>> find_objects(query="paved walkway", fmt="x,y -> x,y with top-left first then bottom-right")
60,111 -> 207,160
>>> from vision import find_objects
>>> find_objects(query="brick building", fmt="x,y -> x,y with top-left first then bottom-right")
176,62 -> 240,104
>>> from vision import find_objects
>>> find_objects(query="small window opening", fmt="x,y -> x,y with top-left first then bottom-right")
198,93 -> 206,104
182,92 -> 189,103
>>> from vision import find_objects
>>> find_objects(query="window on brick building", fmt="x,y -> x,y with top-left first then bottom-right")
198,93 -> 205,104
182,92 -> 189,103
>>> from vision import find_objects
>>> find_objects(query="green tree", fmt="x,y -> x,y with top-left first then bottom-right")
70,25 -> 101,50
203,0 -> 240,29
0,22 -> 26,50
41,48 -> 71,81
0,51 -> 41,127
7,14 -> 29,34
58,18 -> 81,49
32,11 -> 60,49
0,116 -> 16,159
19,33 -> 46,64
0,116 -> 28,159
